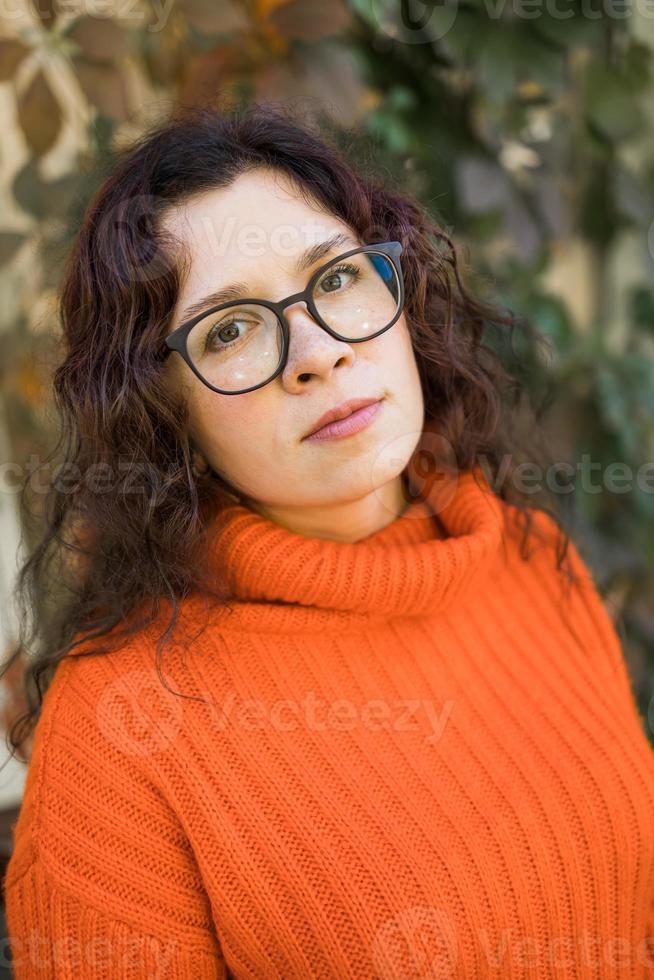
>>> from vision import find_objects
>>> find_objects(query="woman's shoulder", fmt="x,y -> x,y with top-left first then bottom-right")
4,618 -> 223,950
5,639 -> 169,884
497,496 -> 641,715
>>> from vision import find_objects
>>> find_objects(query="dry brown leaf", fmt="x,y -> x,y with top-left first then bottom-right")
181,0 -> 249,35
17,69 -> 62,156
15,358 -> 45,408
266,0 -> 352,41
74,57 -> 131,121
177,47 -> 242,106
142,32 -> 186,88
0,39 -> 30,81
261,43 -> 364,126
68,16 -> 128,61
254,0 -> 296,18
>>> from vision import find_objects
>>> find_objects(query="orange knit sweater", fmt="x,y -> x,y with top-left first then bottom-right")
4,467 -> 654,979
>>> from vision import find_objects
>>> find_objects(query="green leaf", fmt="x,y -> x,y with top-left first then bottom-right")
628,286 -> 654,334
622,38 -> 652,93
0,233 -> 27,265
12,159 -> 51,218
531,294 -> 574,355
531,13 -> 603,50
585,61 -> 644,141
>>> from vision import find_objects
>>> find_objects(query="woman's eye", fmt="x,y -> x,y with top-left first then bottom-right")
206,318 -> 248,350
318,263 -> 360,294
321,275 -> 341,293
217,321 -> 241,343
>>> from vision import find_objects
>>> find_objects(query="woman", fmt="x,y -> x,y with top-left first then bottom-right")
3,102 -> 654,979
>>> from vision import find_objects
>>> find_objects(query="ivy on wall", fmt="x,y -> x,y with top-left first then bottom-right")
0,0 -> 652,724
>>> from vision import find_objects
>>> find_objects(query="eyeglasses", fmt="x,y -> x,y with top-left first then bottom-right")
159,240 -> 405,395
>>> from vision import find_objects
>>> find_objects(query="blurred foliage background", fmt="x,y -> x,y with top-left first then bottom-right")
0,0 -> 653,742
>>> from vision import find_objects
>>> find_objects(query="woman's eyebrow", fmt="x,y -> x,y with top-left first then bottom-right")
178,232 -> 360,323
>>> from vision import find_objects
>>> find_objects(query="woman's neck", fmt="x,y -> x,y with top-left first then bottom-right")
239,472 -> 411,544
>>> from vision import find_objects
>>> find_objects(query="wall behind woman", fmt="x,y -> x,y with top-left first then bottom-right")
0,0 -> 652,743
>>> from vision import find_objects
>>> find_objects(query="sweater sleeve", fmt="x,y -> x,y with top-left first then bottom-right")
3,655 -> 228,979
5,860 -> 227,978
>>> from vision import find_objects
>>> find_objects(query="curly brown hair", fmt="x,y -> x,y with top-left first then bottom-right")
2,99 -> 576,765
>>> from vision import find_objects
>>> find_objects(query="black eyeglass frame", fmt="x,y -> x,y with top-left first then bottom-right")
159,240 -> 405,396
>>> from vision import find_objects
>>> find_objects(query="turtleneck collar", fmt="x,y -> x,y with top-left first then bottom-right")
200,465 -> 506,623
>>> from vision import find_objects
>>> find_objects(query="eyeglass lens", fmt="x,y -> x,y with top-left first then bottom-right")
184,248 -> 401,393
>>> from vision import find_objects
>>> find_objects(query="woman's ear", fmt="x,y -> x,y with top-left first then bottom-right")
190,447 -> 211,478
189,441 -> 243,505
189,437 -> 211,476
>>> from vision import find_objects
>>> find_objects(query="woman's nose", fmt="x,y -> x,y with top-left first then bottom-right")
281,303 -> 355,387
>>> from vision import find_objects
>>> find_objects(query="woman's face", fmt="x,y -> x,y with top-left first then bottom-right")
161,167 -> 425,536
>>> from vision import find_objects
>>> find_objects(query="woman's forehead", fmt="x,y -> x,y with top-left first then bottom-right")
160,169 -> 352,260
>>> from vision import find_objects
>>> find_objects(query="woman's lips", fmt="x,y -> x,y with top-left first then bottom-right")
303,399 -> 384,443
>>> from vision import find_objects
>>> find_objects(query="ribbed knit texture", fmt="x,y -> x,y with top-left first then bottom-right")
4,466 -> 654,979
